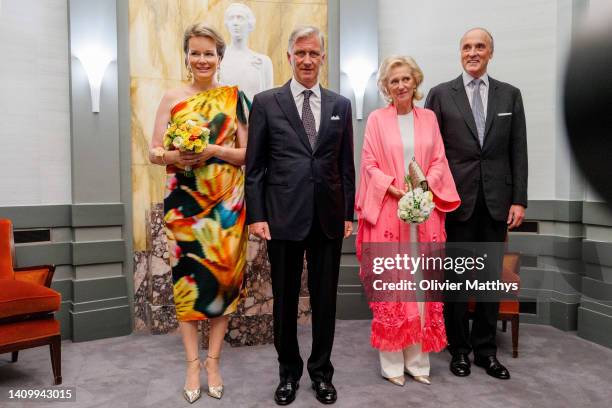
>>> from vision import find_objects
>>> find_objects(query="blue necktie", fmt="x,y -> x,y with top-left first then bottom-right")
471,79 -> 485,146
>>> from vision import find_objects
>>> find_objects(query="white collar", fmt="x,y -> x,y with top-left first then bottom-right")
463,71 -> 489,88
290,77 -> 321,99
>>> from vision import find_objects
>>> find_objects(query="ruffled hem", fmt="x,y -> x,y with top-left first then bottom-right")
370,302 -> 448,352
421,322 -> 447,352
371,316 -> 422,352
422,302 -> 447,352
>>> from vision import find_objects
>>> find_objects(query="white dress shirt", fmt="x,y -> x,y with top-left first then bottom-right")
290,77 -> 321,132
463,71 -> 489,119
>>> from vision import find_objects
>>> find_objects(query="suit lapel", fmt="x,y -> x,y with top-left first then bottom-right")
450,75 -> 480,145
483,77 -> 498,142
274,81 -> 312,152
314,87 -> 337,153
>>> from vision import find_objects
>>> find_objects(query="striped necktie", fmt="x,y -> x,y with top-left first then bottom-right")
471,78 -> 485,146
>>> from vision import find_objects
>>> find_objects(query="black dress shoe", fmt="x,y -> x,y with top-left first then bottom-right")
312,381 -> 337,404
474,355 -> 511,380
275,381 -> 299,405
450,353 -> 471,377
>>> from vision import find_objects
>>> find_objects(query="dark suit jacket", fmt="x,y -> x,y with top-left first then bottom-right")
425,74 -> 528,222
245,81 -> 355,240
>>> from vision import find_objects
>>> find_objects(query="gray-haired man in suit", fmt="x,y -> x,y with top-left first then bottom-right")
246,25 -> 355,405
425,28 -> 528,380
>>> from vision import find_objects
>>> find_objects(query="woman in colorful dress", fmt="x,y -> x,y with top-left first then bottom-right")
355,56 -> 460,386
149,23 -> 249,404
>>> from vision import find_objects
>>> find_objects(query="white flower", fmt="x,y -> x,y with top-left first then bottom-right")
397,186 -> 435,224
172,136 -> 184,149
186,119 -> 196,126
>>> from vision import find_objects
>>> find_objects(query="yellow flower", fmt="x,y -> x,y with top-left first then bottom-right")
178,124 -> 188,131
163,135 -> 172,149
191,126 -> 203,137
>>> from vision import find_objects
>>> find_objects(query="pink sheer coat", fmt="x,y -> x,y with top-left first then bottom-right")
355,105 -> 461,352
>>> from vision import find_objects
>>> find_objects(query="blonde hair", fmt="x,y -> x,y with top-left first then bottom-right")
182,23 -> 226,67
377,55 -> 424,104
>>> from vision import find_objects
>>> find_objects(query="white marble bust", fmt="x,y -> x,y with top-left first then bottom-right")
219,3 -> 274,101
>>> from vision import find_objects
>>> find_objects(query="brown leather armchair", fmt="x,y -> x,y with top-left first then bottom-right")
0,219 -> 62,384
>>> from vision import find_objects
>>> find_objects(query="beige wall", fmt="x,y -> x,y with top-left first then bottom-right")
129,0 -> 328,250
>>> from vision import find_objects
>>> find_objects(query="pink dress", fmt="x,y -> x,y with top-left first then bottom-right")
355,105 -> 461,352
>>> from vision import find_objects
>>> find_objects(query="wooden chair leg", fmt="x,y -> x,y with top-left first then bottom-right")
11,351 -> 19,362
511,315 -> 519,358
501,320 -> 507,332
49,335 -> 62,385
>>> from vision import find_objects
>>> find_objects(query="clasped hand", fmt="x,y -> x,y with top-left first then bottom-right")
176,146 -> 217,167
387,183 -> 409,199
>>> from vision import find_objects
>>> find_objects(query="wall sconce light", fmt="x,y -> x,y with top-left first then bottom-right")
73,47 -> 114,113
343,58 -> 376,120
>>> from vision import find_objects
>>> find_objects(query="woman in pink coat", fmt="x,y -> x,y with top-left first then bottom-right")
355,56 -> 460,386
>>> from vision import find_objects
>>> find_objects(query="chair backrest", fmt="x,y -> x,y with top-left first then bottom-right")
0,219 -> 16,280
502,252 -> 521,288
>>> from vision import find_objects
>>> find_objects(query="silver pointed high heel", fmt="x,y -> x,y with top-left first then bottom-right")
183,388 -> 202,404
405,370 -> 432,385
412,375 -> 431,385
383,375 -> 405,386
183,357 -> 202,404
205,355 -> 224,399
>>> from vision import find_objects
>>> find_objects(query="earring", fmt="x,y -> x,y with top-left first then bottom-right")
216,68 -> 221,83
186,67 -> 193,81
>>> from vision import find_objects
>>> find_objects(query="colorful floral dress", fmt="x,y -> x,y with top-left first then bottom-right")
164,86 -> 250,321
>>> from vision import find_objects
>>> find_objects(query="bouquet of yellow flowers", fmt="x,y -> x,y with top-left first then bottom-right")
163,119 -> 210,176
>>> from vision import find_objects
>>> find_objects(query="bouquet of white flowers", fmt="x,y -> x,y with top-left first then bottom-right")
397,174 -> 435,224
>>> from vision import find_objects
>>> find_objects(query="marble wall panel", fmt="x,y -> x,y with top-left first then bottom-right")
179,0 -> 223,30
129,0 -> 183,80
133,251 -> 150,331
131,77 -> 185,166
132,164 -> 166,251
279,2 -> 328,88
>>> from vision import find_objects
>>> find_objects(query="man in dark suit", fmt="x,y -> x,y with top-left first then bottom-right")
245,25 -> 355,405
425,28 -> 527,380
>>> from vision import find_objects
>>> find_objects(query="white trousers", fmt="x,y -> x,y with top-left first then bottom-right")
379,302 -> 430,377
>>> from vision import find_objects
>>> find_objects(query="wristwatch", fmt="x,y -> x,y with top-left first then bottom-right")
152,147 -> 166,164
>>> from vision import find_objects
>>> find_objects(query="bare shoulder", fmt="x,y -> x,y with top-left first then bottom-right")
161,86 -> 192,108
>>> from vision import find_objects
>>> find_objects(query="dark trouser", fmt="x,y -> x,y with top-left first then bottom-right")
444,185 -> 507,358
267,213 -> 343,383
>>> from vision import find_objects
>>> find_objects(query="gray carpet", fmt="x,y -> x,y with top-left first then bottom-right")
1,320 -> 611,408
